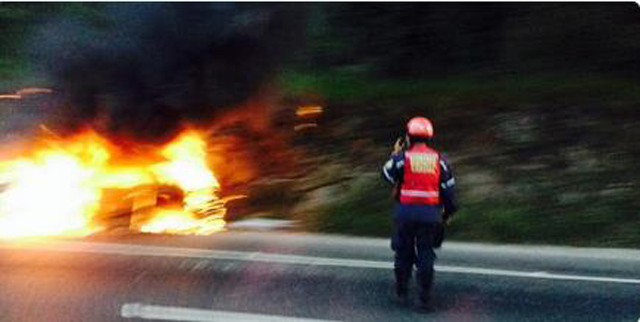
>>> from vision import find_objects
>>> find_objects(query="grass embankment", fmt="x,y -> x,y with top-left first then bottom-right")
282,70 -> 640,247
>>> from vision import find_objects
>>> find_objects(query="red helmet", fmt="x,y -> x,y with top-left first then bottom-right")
407,117 -> 434,138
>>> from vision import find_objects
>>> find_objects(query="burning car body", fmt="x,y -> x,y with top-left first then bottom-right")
0,126 -> 229,238
0,3 -> 306,239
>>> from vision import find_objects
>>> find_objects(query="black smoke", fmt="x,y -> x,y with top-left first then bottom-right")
32,3 -> 305,144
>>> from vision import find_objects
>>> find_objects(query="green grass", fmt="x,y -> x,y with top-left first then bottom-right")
279,69 -> 640,108
300,174 -> 640,248
305,176 -> 394,237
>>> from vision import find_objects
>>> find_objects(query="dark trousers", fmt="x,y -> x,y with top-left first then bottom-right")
391,220 -> 438,302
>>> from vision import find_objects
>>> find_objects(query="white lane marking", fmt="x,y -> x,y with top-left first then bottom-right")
3,240 -> 640,285
435,265 -> 640,285
121,303 -> 340,322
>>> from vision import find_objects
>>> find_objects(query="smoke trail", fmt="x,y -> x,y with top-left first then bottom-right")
32,3 -> 305,144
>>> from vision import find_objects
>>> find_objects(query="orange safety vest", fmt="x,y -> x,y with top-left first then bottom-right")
399,144 -> 441,205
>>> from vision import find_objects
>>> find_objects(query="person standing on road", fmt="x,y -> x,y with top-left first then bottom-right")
381,116 -> 458,312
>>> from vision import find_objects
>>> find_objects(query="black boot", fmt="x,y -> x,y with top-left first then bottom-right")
394,268 -> 410,306
416,270 -> 435,313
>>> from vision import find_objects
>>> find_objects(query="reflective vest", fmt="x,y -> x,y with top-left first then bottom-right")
399,144 -> 441,205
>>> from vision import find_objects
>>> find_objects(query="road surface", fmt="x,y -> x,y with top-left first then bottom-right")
0,231 -> 638,321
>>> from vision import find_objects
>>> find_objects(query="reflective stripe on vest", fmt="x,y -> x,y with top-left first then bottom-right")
400,189 -> 439,198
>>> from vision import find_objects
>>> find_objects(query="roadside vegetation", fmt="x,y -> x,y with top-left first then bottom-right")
284,69 -> 640,247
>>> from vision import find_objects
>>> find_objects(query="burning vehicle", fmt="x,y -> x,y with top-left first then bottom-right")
0,126 -> 228,238
0,3 -> 306,239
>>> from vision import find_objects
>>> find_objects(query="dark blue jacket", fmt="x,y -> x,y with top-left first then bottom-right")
382,148 -> 458,223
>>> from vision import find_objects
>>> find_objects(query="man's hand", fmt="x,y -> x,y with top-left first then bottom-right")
392,137 -> 404,154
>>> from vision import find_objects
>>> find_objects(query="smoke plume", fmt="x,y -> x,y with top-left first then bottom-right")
32,3 -> 305,144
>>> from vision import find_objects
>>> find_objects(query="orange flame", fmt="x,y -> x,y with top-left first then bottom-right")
0,128 -> 226,239
295,105 -> 323,117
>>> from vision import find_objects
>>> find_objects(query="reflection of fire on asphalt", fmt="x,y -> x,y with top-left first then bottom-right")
0,126 -> 235,239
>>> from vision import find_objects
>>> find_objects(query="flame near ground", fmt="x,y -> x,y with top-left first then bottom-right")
0,127 -> 229,239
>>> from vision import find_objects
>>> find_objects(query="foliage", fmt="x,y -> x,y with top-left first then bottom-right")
304,176 -> 394,237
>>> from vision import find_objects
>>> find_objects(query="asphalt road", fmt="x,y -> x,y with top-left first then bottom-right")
0,231 -> 638,322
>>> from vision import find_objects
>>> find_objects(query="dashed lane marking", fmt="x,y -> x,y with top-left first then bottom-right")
121,303 -> 340,322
